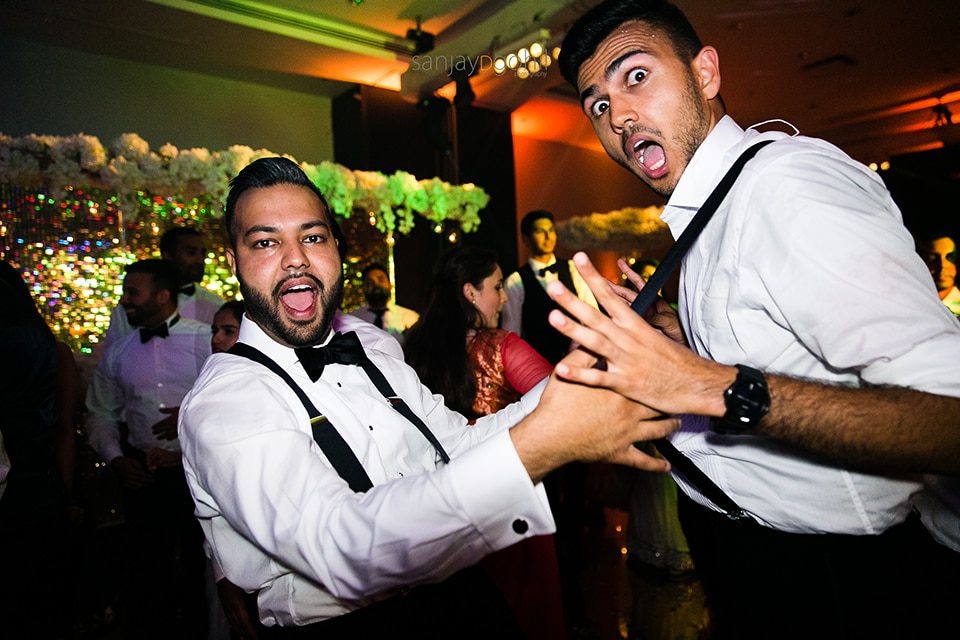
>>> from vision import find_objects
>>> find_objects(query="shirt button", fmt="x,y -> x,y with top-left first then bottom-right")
512,519 -> 529,535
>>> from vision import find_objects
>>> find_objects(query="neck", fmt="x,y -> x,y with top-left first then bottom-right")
532,253 -> 554,263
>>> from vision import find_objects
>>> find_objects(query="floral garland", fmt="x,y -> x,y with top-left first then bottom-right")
556,205 -> 670,255
0,132 -> 489,234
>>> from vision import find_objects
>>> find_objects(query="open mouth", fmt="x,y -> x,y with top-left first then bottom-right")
633,139 -> 667,179
278,279 -> 318,319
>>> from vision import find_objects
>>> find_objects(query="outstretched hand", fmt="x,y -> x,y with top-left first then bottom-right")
511,348 -> 679,483
548,252 -> 732,418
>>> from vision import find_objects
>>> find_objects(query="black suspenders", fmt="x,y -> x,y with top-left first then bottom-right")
227,341 -> 450,493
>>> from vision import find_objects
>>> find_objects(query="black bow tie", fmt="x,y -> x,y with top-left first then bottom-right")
295,331 -> 368,382
180,284 -> 196,296
537,262 -> 560,277
140,323 -> 170,343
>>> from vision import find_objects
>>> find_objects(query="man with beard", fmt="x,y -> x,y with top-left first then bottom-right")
349,263 -> 419,343
178,156 -> 674,636
545,1 -> 960,638
85,258 -> 211,639
102,227 -> 223,352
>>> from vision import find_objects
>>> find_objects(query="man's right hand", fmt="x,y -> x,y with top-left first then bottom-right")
109,456 -> 153,490
510,348 -> 678,483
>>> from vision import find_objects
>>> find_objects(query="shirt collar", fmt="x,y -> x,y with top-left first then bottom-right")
660,115 -> 748,239
529,256 -> 557,270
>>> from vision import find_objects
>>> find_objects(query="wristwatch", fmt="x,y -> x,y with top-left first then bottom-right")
710,364 -> 770,434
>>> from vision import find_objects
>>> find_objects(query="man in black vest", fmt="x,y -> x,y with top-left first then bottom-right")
502,210 -> 598,364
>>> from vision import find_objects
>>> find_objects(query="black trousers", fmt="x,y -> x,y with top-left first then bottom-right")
257,566 -> 524,639
678,492 -> 953,640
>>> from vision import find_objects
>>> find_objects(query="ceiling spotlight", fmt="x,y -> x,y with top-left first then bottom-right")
506,53 -> 518,69
518,47 -> 530,64
552,46 -> 561,60
493,57 -> 506,74
530,42 -> 543,58
540,54 -> 552,67
517,66 -> 530,79
528,60 -> 541,74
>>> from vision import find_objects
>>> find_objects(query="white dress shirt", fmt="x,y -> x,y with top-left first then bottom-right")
349,303 -> 419,342
86,312 -> 212,463
501,256 -> 598,335
179,319 -> 553,626
663,116 -> 960,535
101,285 -> 222,353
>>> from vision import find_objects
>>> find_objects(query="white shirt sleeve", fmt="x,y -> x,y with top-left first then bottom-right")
180,357 -> 553,603
501,270 -> 524,334
84,346 -> 125,463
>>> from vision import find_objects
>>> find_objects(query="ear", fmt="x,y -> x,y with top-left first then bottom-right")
462,282 -> 477,303
156,286 -> 172,306
692,46 -> 721,100
226,247 -> 237,277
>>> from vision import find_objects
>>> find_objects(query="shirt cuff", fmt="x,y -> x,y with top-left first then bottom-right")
446,429 -> 555,551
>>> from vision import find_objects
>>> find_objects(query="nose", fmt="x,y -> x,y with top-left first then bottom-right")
609,92 -> 637,133
281,241 -> 309,271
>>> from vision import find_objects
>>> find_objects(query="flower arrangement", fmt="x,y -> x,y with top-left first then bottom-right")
556,205 -> 670,255
0,132 -> 489,235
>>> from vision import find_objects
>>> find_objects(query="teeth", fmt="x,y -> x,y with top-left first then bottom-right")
286,285 -> 312,293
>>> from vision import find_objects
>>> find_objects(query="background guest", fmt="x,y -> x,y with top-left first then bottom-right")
0,260 -> 74,639
502,209 -> 598,365
917,230 -> 960,316
349,262 -> 419,342
405,245 -> 566,640
211,299 -> 245,354
102,226 -> 223,351
85,258 -> 211,639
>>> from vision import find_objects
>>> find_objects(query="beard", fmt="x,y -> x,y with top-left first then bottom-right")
364,286 -> 390,309
238,269 -> 344,348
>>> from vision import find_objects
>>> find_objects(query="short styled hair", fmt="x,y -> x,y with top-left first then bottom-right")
559,0 -> 704,88
126,259 -> 181,300
224,157 -> 347,258
159,227 -> 203,255
520,209 -> 555,238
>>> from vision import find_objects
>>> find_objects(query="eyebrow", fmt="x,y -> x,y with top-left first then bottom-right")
243,219 -> 330,239
579,48 -> 650,107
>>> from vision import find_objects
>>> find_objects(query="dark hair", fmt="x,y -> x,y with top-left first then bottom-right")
159,227 -> 203,255
559,0 -> 704,88
404,245 -> 499,418
216,299 -> 245,324
520,209 -> 555,238
125,259 -> 181,300
224,157 -> 347,258
361,263 -> 390,281
0,261 -> 53,333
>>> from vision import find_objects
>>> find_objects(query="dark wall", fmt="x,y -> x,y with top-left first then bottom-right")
333,85 -> 517,312
882,145 -> 960,240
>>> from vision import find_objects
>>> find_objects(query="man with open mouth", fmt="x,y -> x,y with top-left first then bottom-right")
554,1 -> 960,638
178,156 -> 676,637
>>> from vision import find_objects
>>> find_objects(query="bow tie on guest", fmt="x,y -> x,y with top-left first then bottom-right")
371,308 -> 386,329
139,314 -> 179,343
537,262 -> 560,277
179,283 -> 196,296
140,323 -> 170,343
295,331 -> 369,382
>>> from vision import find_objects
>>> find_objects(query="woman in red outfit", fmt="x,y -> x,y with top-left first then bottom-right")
405,245 -> 565,640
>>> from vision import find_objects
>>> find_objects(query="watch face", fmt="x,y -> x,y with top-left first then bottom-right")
716,366 -> 770,433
